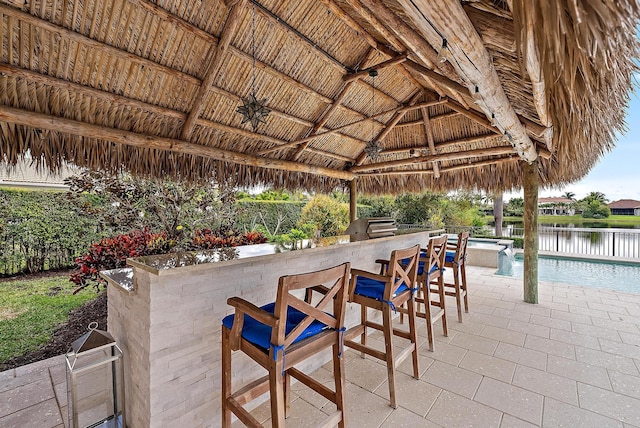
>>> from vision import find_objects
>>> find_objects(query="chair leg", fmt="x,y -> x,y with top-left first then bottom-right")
407,296 -> 420,379
221,328 -> 232,428
461,265 -> 469,312
284,371 -> 291,418
269,361 -> 286,428
438,277 -> 448,337
360,304 -> 367,358
423,285 -> 435,352
332,342 -> 347,428
382,305 -> 398,408
453,268 -> 463,323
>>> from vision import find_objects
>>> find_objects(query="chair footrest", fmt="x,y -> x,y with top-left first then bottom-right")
231,374 -> 270,406
344,339 -> 386,361
288,367 -> 336,403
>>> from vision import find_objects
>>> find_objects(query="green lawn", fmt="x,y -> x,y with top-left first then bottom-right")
0,274 -> 96,362
499,215 -> 640,227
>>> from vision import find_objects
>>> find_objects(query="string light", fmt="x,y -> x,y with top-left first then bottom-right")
437,39 -> 448,64
364,69 -> 382,159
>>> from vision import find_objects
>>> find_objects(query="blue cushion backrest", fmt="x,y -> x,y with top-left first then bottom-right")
445,251 -> 456,263
401,257 -> 440,275
354,276 -> 409,301
222,302 -> 330,350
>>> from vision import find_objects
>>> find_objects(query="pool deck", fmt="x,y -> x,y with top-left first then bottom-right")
2,265 -> 640,427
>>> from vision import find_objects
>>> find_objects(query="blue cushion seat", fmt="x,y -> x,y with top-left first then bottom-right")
353,276 -> 410,301
222,302 -> 330,351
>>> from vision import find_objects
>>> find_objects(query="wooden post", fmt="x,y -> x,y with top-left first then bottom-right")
523,159 -> 538,304
349,179 -> 358,223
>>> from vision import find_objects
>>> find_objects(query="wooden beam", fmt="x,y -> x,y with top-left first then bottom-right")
396,0 -> 538,162
421,107 -> 440,178
523,158 -> 539,303
0,106 -> 355,181
357,156 -> 517,175
180,0 -> 245,141
445,100 -> 498,132
343,54 -> 408,82
351,146 -> 515,173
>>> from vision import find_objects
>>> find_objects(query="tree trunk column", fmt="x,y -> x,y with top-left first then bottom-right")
349,179 -> 357,223
523,160 -> 539,303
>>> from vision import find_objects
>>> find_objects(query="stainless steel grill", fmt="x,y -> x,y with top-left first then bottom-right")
344,217 -> 397,241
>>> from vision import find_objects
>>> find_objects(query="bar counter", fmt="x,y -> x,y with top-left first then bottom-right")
102,230 -> 436,427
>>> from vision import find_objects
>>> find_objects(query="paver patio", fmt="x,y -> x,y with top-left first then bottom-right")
2,265 -> 640,427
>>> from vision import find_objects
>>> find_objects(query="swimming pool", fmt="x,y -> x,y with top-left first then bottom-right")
502,254 -> 640,293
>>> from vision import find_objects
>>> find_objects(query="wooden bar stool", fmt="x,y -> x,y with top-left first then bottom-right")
221,262 -> 351,428
344,244 -> 421,409
444,231 -> 470,322
416,234 -> 448,351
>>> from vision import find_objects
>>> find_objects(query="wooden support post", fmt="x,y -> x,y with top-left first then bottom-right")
523,159 -> 539,304
349,179 -> 358,223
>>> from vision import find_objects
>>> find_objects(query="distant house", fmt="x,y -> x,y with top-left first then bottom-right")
538,197 -> 575,216
609,199 -> 640,216
0,159 -> 79,190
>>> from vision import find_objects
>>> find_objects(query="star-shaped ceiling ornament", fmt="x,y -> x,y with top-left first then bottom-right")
364,139 -> 382,160
237,93 -> 271,130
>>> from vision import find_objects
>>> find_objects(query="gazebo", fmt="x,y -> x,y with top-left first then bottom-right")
0,0 -> 638,303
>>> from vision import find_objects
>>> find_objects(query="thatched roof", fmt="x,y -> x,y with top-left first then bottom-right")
0,0 -> 638,194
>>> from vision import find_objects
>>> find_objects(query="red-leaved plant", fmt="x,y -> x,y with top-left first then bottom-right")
71,228 -> 267,292
189,229 -> 267,249
70,229 -> 174,292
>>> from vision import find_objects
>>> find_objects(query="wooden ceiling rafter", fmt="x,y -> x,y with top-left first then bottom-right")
0,105 -> 356,180
180,0 -> 246,141
395,111 -> 460,128
395,0 -> 537,162
421,106 -> 440,178
350,145 -> 517,173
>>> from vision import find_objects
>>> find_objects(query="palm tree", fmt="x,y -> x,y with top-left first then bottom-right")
584,191 -> 608,204
561,191 -> 575,201
492,192 -> 503,237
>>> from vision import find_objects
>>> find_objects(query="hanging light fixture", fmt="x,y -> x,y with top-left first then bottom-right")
364,69 -> 382,159
437,38 -> 448,63
237,3 -> 271,130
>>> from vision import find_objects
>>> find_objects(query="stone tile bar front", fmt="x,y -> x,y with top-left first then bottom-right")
102,231 -> 436,427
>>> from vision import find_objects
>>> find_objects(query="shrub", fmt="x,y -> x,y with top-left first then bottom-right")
299,195 -> 349,237
70,229 -> 175,292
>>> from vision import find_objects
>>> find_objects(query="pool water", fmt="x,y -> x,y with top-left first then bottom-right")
503,254 -> 640,293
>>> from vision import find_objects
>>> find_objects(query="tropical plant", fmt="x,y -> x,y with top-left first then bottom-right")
561,191 -> 576,200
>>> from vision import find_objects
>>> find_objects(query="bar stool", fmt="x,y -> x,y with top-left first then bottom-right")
344,244 -> 421,408
416,234 -> 448,351
221,262 -> 351,428
444,231 -> 470,322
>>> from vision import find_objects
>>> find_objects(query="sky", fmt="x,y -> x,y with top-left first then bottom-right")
506,75 -> 640,203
